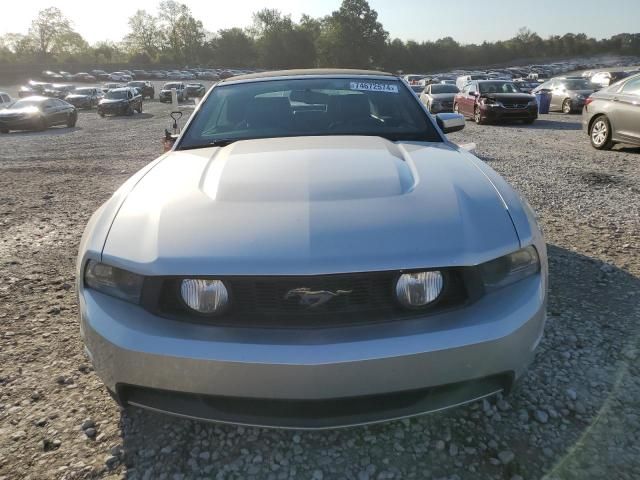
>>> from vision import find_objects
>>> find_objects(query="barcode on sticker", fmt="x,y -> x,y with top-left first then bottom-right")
349,82 -> 399,93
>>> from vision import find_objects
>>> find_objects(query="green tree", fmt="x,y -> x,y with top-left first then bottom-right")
317,0 -> 388,68
28,7 -> 81,58
158,0 -> 204,62
125,10 -> 162,59
210,28 -> 256,67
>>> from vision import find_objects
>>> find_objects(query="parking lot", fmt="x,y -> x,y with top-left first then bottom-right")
0,86 -> 639,480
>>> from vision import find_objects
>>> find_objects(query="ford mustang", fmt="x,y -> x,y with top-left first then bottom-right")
77,69 -> 547,429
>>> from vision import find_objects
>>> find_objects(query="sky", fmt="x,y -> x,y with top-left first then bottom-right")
3,0 -> 639,45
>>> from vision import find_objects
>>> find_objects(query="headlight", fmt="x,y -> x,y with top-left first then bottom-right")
84,260 -> 143,303
180,279 -> 229,314
479,246 -> 540,291
395,271 -> 444,308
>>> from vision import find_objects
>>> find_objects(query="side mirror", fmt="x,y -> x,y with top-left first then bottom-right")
436,113 -> 465,134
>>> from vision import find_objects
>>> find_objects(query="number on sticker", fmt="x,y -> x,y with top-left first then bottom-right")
349,82 -> 399,93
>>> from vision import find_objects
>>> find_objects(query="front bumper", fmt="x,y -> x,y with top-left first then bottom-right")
481,105 -> 538,121
80,274 -> 546,429
98,103 -> 127,115
0,116 -> 40,130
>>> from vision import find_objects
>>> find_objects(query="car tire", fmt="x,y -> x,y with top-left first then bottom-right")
474,106 -> 485,125
98,111 -> 105,118
0,128 -> 9,134
67,112 -> 77,127
562,99 -> 573,114
126,105 -> 134,116
589,115 -> 613,150
137,103 -> 143,114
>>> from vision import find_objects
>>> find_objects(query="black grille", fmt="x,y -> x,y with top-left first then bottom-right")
142,269 -> 473,328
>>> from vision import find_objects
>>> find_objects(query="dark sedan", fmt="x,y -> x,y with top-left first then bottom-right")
43,84 -> 76,99
65,87 -> 103,109
18,81 -> 54,98
454,80 -> 538,124
98,88 -> 143,117
185,82 -> 206,98
0,97 -> 77,133
583,73 -> 640,150
128,81 -> 155,99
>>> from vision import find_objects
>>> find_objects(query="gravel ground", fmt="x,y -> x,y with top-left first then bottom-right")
0,90 -> 639,480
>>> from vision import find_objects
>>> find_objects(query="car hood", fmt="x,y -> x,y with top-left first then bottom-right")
481,93 -> 534,102
102,136 -> 521,275
0,107 -> 38,117
429,93 -> 457,101
99,98 -> 126,105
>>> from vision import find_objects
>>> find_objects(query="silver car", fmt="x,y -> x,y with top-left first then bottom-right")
77,69 -> 547,429
583,73 -> 640,149
419,83 -> 459,113
533,77 -> 595,113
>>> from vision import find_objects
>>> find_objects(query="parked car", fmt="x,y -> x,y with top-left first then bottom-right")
43,84 -> 76,99
420,83 -> 459,113
159,82 -> 187,102
97,87 -> 143,117
65,87 -> 103,109
42,70 -> 64,81
18,81 -> 53,98
101,83 -> 124,93
128,81 -> 155,99
590,71 -> 631,90
514,81 -> 539,94
454,80 -> 538,124
185,82 -> 206,98
0,96 -> 77,133
78,69 -> 546,429
109,72 -> 132,82
583,73 -> 640,149
532,78 -> 595,113
0,91 -> 13,109
456,74 -> 488,90
71,72 -> 97,82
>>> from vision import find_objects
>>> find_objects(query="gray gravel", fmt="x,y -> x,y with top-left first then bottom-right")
0,94 -> 639,480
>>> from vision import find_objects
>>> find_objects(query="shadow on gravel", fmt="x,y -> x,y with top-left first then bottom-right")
101,113 -> 155,120
501,119 -> 583,131
116,245 -> 640,480
2,126 -> 81,136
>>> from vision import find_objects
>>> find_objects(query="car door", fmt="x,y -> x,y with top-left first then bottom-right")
464,82 -> 478,116
611,76 -> 640,142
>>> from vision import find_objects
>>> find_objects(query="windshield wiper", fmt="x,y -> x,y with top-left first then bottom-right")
177,139 -> 237,151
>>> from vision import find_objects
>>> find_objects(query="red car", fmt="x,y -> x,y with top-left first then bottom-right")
454,80 -> 538,124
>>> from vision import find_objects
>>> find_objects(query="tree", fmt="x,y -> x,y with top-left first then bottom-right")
125,10 -> 162,58
28,7 -> 80,58
210,28 -> 256,67
317,0 -> 388,68
158,0 -> 204,63
250,9 -> 317,68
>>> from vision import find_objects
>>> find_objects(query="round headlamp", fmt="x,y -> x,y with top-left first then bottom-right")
395,271 -> 444,308
180,279 -> 229,314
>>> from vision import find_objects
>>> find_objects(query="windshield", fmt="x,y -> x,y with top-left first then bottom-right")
11,99 -> 43,109
105,90 -> 127,99
129,82 -> 144,87
75,88 -> 94,95
478,81 -> 521,94
563,80 -> 592,90
178,77 -> 440,150
164,83 -> 181,89
430,84 -> 459,94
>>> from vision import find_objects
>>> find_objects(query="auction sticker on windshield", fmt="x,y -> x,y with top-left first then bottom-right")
349,82 -> 399,93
